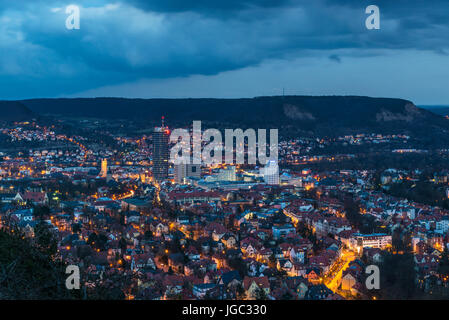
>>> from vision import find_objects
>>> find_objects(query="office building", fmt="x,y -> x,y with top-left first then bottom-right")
218,166 -> 236,181
153,120 -> 170,182
175,163 -> 201,184
262,160 -> 279,185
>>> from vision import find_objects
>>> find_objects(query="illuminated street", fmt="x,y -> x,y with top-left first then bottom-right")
325,249 -> 356,293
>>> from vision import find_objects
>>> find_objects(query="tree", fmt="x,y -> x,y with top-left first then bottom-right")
34,220 -> 58,258
236,284 -> 245,300
255,288 -> 268,300
228,257 -> 247,278
72,223 -> 81,234
168,237 -> 182,253
87,232 -> 98,246
438,246 -> 449,281
268,254 -> 277,269
378,251 -> 418,299
85,271 -> 130,300
392,228 -> 412,254
96,234 -> 108,251
281,291 -> 293,300
33,205 -> 51,220
160,254 -> 169,265
119,237 -> 127,252
144,230 -> 153,240
0,229 -> 77,299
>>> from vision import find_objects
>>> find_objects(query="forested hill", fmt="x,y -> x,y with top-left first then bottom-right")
0,101 -> 35,121
18,96 -> 449,137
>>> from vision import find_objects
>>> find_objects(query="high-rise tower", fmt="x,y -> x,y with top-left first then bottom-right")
153,117 -> 170,182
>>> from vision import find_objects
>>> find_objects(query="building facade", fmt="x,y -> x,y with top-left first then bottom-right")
174,163 -> 201,183
349,233 -> 392,252
153,126 -> 170,181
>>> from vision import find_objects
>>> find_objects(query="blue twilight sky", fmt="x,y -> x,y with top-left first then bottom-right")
1,0 -> 449,104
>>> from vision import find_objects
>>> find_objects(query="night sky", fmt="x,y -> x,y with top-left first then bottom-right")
1,0 -> 449,104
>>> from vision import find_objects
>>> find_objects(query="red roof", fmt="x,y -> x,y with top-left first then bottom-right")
21,191 -> 46,202
168,191 -> 222,200
243,276 -> 270,291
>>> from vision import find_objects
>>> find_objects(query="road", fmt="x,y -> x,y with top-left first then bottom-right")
325,249 -> 356,293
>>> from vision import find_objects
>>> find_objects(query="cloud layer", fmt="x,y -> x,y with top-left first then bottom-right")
0,0 -> 448,100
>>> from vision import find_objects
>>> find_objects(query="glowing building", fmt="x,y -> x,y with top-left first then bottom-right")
153,118 -> 170,182
100,159 -> 108,178
218,166 -> 236,182
262,160 -> 279,185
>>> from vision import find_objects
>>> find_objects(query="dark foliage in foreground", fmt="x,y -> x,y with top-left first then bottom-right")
0,226 -> 74,299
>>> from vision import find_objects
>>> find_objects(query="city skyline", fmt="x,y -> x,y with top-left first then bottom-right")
3,0 -> 449,304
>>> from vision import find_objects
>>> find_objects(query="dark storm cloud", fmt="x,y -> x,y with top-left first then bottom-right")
0,0 -> 448,98
127,0 -> 293,13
